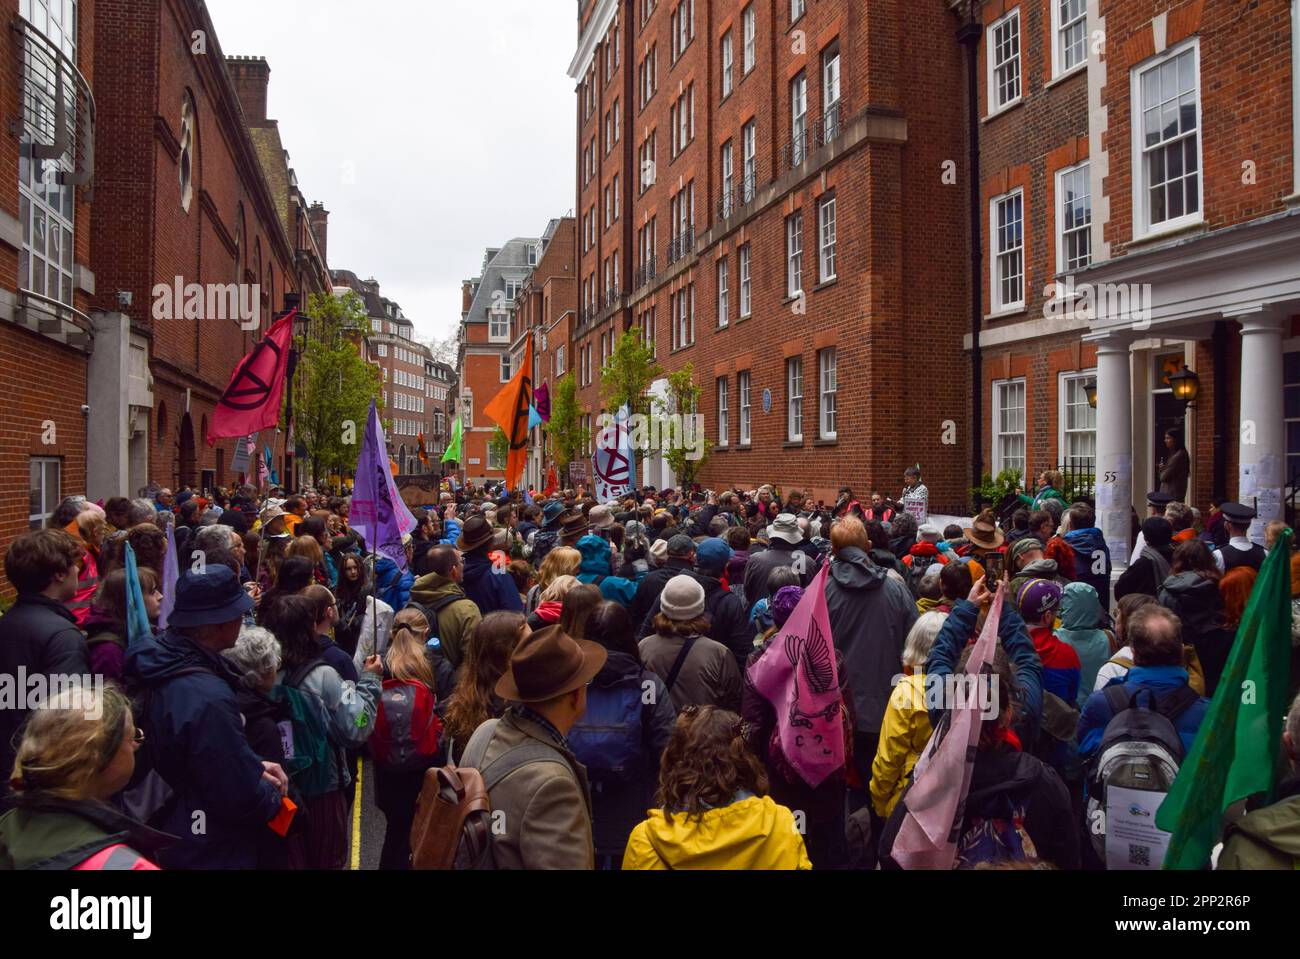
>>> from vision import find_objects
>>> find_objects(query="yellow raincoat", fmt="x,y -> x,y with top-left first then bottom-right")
870,672 -> 934,819
622,795 -> 812,870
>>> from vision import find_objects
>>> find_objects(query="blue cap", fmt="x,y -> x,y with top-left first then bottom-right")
695,537 -> 733,575
168,565 -> 254,628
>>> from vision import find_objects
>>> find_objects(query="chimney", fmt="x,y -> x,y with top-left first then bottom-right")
225,56 -> 270,123
462,281 -> 474,314
307,202 -> 329,264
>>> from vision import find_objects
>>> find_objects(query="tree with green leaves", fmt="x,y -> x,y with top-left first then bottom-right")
295,290 -> 384,484
659,363 -> 713,488
489,426 -> 509,474
544,372 -> 588,474
601,326 -> 661,418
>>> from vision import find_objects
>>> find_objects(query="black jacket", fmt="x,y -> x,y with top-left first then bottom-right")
743,540 -> 806,604
628,557 -> 694,629
1114,546 -> 1173,600
1158,572 -> 1236,696
0,596 -> 89,811
636,567 -> 753,670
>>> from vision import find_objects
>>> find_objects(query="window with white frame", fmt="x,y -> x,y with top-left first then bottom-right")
791,72 -> 808,163
613,98 -> 620,143
787,357 -> 804,441
28,456 -> 60,529
639,132 -> 656,193
1060,371 -> 1097,477
792,0 -> 806,22
717,377 -> 729,446
717,257 -> 729,327
489,312 -> 509,340
500,354 -> 512,382
377,343 -> 388,357
1135,42 -> 1201,234
988,8 -> 1022,113
991,189 -> 1024,312
1058,162 -> 1091,271
556,345 -> 565,376
721,31 -> 734,98
786,213 -> 803,297
819,348 -> 837,439
818,195 -> 837,282
822,42 -> 842,140
738,371 -> 751,444
739,243 -> 752,316
1053,0 -> 1087,76
672,0 -> 694,60
742,4 -> 756,73
993,379 -> 1027,477
742,121 -> 757,201
720,140 -> 734,216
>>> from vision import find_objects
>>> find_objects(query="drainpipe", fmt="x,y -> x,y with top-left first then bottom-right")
958,5 -> 984,499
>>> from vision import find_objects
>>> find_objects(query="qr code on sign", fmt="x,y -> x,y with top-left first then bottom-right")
1128,843 -> 1150,867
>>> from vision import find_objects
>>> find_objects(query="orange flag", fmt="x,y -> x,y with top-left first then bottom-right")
483,337 -> 533,491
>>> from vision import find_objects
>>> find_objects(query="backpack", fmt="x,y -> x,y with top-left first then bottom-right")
1085,683 -> 1200,867
372,679 -> 443,771
119,666 -> 207,828
277,657 -> 340,800
906,552 -> 942,599
956,790 -> 1039,868
567,676 -> 644,785
409,718 -> 563,870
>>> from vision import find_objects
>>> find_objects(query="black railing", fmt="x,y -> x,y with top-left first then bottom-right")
816,98 -> 846,147
602,288 -> 623,311
634,257 -> 658,289
783,130 -> 810,172
717,173 -> 759,220
666,227 -> 696,264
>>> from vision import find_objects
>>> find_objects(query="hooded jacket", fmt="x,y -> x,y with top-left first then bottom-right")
1007,558 -> 1069,603
126,628 -> 284,869
1076,664 -> 1208,759
871,673 -> 934,819
1054,583 -> 1112,706
824,546 -> 918,736
1062,527 -> 1111,609
743,539 -> 807,605
280,657 -> 380,792
374,556 -> 413,612
1217,776 -> 1300,870
639,629 -> 742,712
569,650 -> 677,861
576,535 -> 639,607
408,572 -> 481,670
622,794 -> 812,870
461,549 -> 524,616
0,796 -> 174,870
636,568 -> 753,670
1114,544 -> 1174,600
1158,572 -> 1235,696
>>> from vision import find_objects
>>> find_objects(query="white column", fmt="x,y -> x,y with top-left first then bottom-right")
1236,310 -> 1287,544
1094,335 -> 1134,567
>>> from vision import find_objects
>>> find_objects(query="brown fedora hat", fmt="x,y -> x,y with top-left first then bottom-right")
494,625 -> 607,703
557,509 -> 589,544
456,514 -> 495,552
963,509 -> 1005,550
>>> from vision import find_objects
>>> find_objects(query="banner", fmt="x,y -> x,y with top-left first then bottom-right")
592,404 -> 635,501
482,338 -> 533,490
207,310 -> 296,446
351,399 -> 419,569
231,433 -> 256,475
441,417 -> 463,464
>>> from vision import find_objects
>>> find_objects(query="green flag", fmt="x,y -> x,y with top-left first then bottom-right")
441,417 -> 462,464
1155,527 -> 1294,868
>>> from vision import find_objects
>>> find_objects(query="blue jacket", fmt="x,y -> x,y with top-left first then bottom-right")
461,550 -> 524,615
440,518 -> 462,547
575,534 -> 639,607
925,599 -> 1044,747
375,557 -> 413,611
126,628 -> 282,869
1077,664 -> 1208,759
1062,526 -> 1112,610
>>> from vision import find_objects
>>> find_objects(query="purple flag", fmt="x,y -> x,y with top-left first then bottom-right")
157,518 -> 180,631
746,563 -> 845,788
534,382 -> 551,422
891,588 -> 1004,869
350,400 -> 418,569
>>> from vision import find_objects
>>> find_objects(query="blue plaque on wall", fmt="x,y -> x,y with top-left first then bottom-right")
762,388 -> 772,414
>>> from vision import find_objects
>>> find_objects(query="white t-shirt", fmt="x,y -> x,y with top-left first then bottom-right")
1093,647 -> 1132,692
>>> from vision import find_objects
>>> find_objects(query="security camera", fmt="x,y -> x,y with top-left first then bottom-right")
80,404 -> 90,414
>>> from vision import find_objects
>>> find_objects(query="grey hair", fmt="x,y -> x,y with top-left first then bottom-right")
902,610 -> 949,668
128,498 -> 158,525
193,524 -> 237,554
223,626 -> 282,689
540,574 -> 580,604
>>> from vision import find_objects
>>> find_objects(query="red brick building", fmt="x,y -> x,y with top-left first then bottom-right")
0,0 -> 97,581
570,0 -> 972,508
971,0 -> 1300,561
90,0 -> 312,494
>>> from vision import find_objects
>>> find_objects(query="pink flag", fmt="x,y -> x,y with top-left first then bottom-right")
746,563 -> 844,788
891,588 -> 1005,870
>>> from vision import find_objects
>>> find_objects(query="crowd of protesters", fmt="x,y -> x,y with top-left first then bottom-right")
1,466 -> 1297,871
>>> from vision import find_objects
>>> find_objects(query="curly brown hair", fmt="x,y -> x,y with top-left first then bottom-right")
655,706 -> 768,821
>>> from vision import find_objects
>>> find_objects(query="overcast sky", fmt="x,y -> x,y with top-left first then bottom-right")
206,0 -> 577,344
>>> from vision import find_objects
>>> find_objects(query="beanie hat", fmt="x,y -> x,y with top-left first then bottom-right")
1010,537 -> 1044,569
695,537 -> 733,575
918,523 -> 942,542
648,539 -> 668,566
1141,516 -> 1174,549
667,533 -> 696,557
1016,578 -> 1062,621
771,586 -> 804,628
660,574 -> 706,621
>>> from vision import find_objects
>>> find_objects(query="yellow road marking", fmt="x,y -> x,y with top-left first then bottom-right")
350,755 -> 363,870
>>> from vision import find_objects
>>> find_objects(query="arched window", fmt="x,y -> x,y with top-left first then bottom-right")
179,91 -> 196,213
